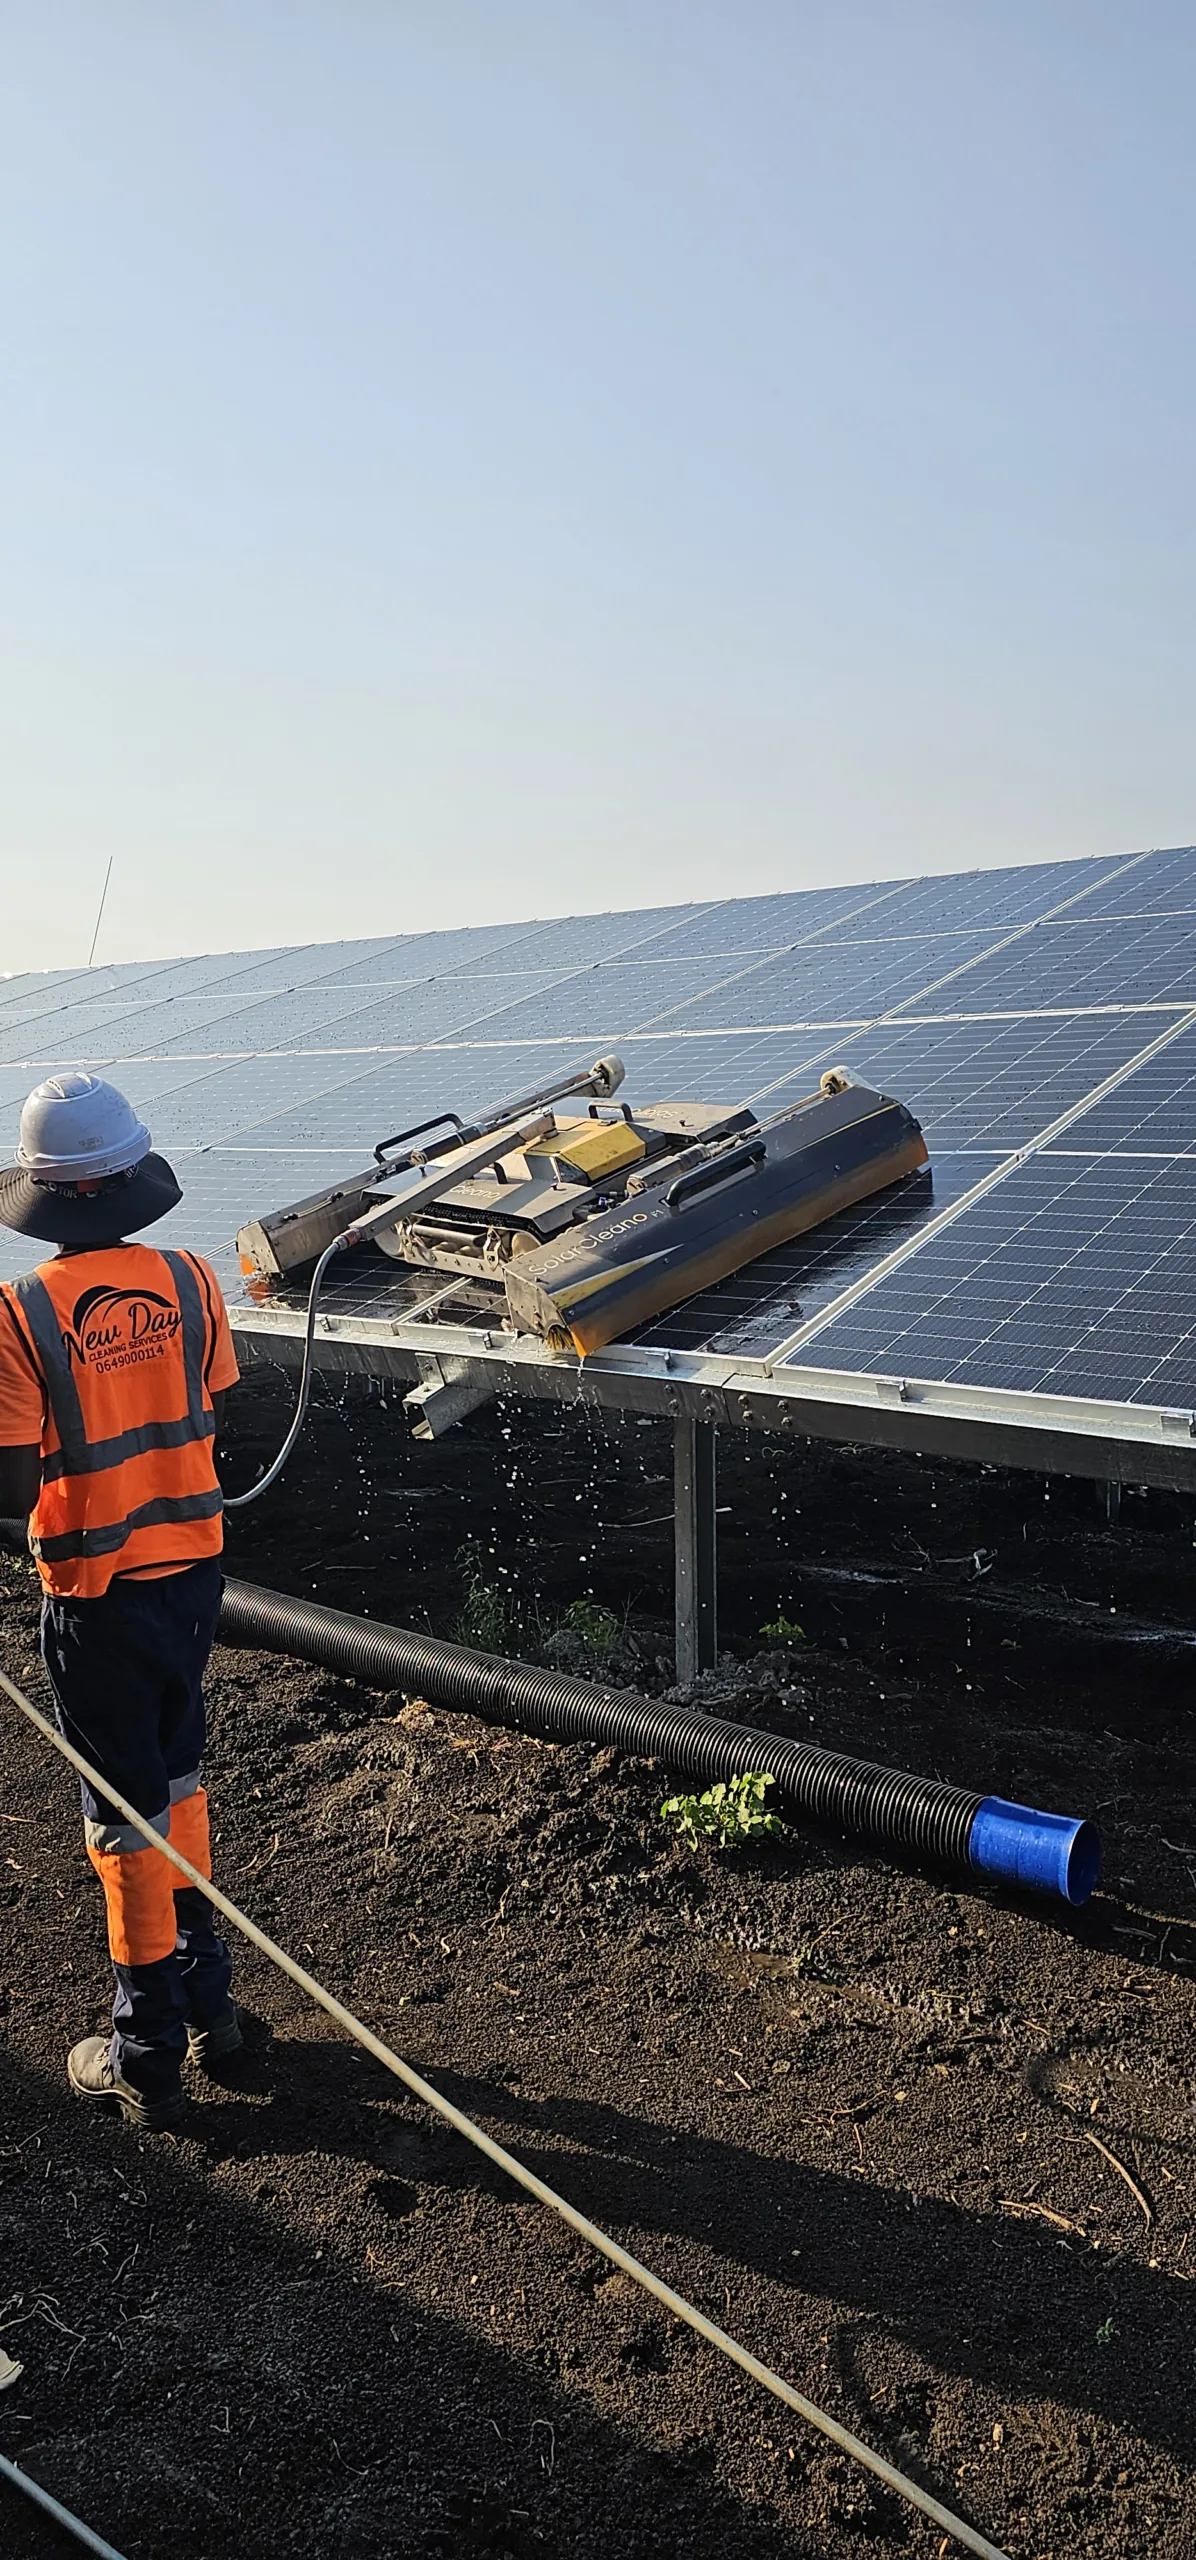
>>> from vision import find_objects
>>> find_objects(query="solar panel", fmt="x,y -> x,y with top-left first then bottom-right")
442,907 -> 709,971
794,1152 -> 1196,1407
634,1154 -> 985,1356
151,972 -> 564,1059
201,1043 -> 569,1151
633,881 -> 910,957
650,933 -> 1009,1033
6,845 -> 1196,1452
1055,843 -> 1196,918
842,858 -> 1122,933
0,945 -> 357,1032
737,1011 -> 1171,1149
912,919 -> 1196,1014
0,966 -> 121,1019
1043,1026 -> 1196,1153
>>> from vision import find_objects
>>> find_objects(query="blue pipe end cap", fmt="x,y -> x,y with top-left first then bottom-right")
969,1796 -> 1101,1906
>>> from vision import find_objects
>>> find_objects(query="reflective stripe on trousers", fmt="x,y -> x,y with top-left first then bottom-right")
87,1784 -> 214,1966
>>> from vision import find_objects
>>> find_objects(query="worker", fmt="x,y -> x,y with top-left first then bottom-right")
0,1073 -> 241,2132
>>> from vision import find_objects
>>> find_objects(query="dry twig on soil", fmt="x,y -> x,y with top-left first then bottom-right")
1083,2128 -> 1154,2226
999,2199 -> 1085,2236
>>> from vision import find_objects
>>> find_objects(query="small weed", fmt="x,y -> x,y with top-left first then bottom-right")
560,1597 -> 621,1662
759,1612 -> 806,1643
1095,2317 -> 1117,2346
660,1771 -> 782,1852
453,1540 -> 508,1653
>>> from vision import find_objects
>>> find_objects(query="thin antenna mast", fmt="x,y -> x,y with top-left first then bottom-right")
87,858 -> 113,967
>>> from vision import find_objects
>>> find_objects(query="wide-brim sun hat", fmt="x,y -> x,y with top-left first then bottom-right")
0,1154 -> 183,1243
0,1073 -> 183,1243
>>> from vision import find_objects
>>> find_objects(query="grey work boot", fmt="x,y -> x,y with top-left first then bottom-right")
186,2002 -> 243,2070
67,2036 -> 186,2132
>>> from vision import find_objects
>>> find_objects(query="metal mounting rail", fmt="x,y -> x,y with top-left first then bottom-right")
228,1301 -> 1196,1488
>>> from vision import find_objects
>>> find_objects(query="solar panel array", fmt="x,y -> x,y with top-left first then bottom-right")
5,840 -> 1196,1415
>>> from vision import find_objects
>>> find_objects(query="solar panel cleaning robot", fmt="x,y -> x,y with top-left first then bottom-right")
236,1053 -> 929,1355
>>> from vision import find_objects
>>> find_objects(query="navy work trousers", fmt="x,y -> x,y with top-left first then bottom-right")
40,1557 -> 233,2098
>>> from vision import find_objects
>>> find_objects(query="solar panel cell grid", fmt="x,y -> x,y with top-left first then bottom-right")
796,1154 -> 1196,1405
854,858 -> 1122,934
662,933 -> 1004,1032
26,989 -> 366,1059
135,1061 -> 413,1152
113,973 -> 537,1061
401,961 -> 734,1047
635,1032 -> 837,1100
633,1154 -> 987,1356
442,908 -> 707,972
742,1012 -> 1169,1148
1038,1025 -> 1196,1153
80,949 -> 300,1005
1057,845 -> 1196,919
267,973 -> 580,1054
225,1044 -> 570,1149
307,926 -> 518,987
921,919 -> 1196,1014
0,954 -> 333,1052
185,935 -> 417,999
17,944 -> 384,1022
0,968 -> 110,1019
0,977 -> 176,1043
636,883 -> 906,957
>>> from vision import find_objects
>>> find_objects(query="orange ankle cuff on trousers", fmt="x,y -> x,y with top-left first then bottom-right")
87,1785 -> 214,1967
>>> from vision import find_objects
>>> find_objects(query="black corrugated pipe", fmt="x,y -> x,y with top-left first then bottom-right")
0,1522 -> 1099,1903
216,1577 -> 1100,1906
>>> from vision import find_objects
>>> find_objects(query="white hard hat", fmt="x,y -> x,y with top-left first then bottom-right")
16,1074 -> 152,1184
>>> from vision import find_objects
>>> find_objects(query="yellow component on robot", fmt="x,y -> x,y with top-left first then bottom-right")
525,1119 -> 646,1181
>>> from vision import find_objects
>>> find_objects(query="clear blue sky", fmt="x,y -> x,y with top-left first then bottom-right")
3,2 -> 1194,970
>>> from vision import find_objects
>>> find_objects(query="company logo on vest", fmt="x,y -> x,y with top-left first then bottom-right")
62,1284 -> 182,1376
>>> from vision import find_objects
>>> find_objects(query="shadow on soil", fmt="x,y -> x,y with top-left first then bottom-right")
61,2021 -> 1195,2478
0,2041 -> 884,2560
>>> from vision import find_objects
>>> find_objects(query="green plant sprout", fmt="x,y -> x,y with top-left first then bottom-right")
659,1771 -> 782,1852
453,1539 -> 508,1652
759,1612 -> 806,1642
560,1597 -> 621,1661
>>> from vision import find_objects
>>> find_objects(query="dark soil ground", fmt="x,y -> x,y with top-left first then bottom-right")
2,1370 -> 1195,2559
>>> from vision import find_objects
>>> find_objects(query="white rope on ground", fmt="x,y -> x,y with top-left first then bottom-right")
0,1659 -> 1012,2560
0,2450 -> 130,2558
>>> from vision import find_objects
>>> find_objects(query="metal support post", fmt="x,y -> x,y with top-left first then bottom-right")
1105,1479 -> 1122,1528
674,1416 -> 718,1685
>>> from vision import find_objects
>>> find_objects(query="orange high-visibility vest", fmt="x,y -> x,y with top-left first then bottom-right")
3,1245 -> 226,1598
